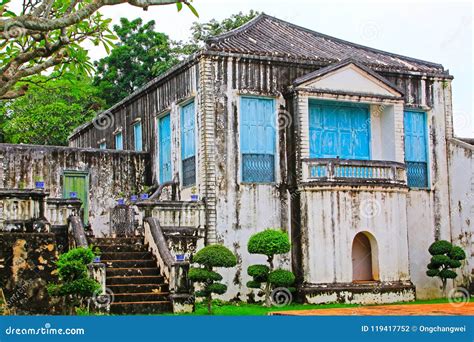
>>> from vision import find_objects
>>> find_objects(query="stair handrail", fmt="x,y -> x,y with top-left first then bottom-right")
149,174 -> 180,201
143,217 -> 190,295
68,215 -> 88,248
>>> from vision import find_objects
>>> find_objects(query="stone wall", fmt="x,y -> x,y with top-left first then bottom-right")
0,232 -> 59,314
0,144 -> 151,235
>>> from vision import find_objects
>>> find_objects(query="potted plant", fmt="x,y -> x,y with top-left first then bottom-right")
140,185 -> 150,200
190,186 -> 198,201
92,246 -> 101,263
34,176 -> 45,189
69,192 -> 78,199
117,192 -> 126,205
130,194 -> 138,202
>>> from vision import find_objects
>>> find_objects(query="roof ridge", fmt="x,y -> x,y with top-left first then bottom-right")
206,13 -> 267,43
208,13 -> 445,71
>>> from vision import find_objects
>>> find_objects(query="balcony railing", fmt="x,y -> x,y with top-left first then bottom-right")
301,158 -> 407,186
0,189 -> 48,231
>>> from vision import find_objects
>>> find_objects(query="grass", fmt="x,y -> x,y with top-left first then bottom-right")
182,297 -> 474,316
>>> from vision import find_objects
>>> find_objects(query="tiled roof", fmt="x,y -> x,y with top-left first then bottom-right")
206,14 -> 449,76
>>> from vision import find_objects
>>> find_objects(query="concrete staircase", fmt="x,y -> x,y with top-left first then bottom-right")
90,237 -> 172,314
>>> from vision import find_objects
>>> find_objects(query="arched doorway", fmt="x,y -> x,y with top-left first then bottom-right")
352,232 -> 378,282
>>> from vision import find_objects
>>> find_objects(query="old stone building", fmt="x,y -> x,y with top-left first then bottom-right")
1,14 -> 473,311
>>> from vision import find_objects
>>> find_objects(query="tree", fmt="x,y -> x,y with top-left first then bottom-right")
426,240 -> 466,294
178,10 -> 259,56
247,228 -> 295,307
188,244 -> 237,314
48,247 -> 101,315
0,0 -> 197,99
93,18 -> 178,106
0,74 -> 104,145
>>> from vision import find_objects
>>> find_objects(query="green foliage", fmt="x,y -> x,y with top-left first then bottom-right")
48,247 -> 100,313
268,269 -> 295,288
193,244 -> 237,268
428,240 -> 453,255
248,229 -> 291,257
190,244 -> 237,314
247,264 -> 269,282
188,268 -> 222,282
207,283 -> 227,295
246,280 -> 262,289
178,10 -> 260,55
449,246 -> 466,260
0,75 -> 104,145
426,240 -> 466,292
93,18 -> 180,106
246,228 -> 294,306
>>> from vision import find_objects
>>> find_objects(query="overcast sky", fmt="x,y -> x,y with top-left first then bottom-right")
76,0 -> 474,137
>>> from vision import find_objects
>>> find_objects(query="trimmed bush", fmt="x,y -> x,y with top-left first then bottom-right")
428,240 -> 453,255
426,240 -> 466,294
248,264 -> 269,282
449,246 -> 466,261
47,247 -> 100,314
248,229 -> 291,257
188,268 -> 222,282
268,269 -> 295,288
189,244 -> 237,314
246,228 -> 295,306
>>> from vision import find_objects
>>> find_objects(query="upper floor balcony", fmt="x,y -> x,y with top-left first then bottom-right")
301,158 -> 406,186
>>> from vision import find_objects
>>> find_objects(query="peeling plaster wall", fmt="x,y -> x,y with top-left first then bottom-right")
207,56 -> 317,300
0,144 -> 151,235
405,80 -> 455,299
0,233 -> 59,314
448,139 -> 473,287
300,188 -> 410,284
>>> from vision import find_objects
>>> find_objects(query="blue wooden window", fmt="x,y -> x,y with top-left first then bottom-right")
159,114 -> 172,183
309,101 -> 370,160
99,142 -> 106,149
240,97 -> 276,183
133,121 -> 143,151
181,101 -> 196,187
115,132 -> 123,150
404,110 -> 428,188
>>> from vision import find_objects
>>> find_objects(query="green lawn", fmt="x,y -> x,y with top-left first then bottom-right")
181,297 -> 474,316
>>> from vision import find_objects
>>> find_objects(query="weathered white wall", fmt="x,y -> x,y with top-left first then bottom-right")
300,187 -> 410,284
448,138 -> 473,287
405,80 -> 456,299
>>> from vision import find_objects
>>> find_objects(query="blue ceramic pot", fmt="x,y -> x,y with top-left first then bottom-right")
35,181 -> 45,189
175,254 -> 185,262
69,192 -> 78,199
140,193 -> 149,200
130,195 -> 138,202
117,198 -> 125,205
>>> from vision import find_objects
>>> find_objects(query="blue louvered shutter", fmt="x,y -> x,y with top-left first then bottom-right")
133,122 -> 143,151
159,114 -> 172,183
240,97 -> 275,183
404,110 -> 428,188
115,132 -> 123,150
181,101 -> 196,186
309,102 -> 370,160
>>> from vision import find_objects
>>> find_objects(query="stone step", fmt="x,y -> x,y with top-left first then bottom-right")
101,251 -> 152,260
107,268 -> 160,277
89,237 -> 144,245
103,259 -> 156,268
110,301 -> 172,315
94,244 -> 148,253
113,292 -> 170,303
106,275 -> 164,285
108,283 -> 169,294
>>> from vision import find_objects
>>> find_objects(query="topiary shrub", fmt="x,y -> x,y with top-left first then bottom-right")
48,247 -> 101,314
426,240 -> 466,294
189,244 -> 237,314
246,228 -> 295,306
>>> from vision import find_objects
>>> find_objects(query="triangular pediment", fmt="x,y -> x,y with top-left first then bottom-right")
293,60 -> 404,97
